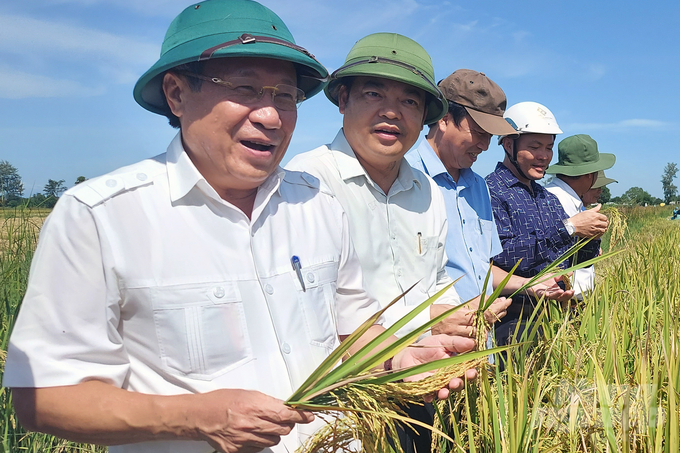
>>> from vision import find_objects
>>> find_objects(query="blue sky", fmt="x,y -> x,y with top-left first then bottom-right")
1,0 -> 678,199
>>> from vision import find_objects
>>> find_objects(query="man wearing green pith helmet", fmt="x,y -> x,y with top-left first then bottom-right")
288,33 -> 510,453
3,2 -> 478,453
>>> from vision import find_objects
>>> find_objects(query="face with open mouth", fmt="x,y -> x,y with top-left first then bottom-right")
338,76 -> 426,172
513,133 -> 556,181
166,57 -> 298,196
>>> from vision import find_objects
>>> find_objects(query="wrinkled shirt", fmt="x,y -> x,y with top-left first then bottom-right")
485,162 -> 599,277
287,130 -> 460,338
546,177 -> 597,297
406,140 -> 502,301
4,133 -> 380,453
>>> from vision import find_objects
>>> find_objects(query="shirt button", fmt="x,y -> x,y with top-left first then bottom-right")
469,247 -> 473,252
306,273 -> 315,283
136,173 -> 148,181
105,179 -> 117,187
282,343 -> 291,354
462,219 -> 466,224
213,286 -> 225,298
479,275 -> 482,280
264,284 -> 274,294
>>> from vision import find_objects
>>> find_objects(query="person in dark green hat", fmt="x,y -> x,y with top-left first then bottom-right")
288,32 -> 509,453
288,33 -> 509,342
5,4 -> 478,453
546,134 -> 615,298
582,170 -> 618,206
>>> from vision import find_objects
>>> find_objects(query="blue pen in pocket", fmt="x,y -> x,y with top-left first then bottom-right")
291,255 -> 306,292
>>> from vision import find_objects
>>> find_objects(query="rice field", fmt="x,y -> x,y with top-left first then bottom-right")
0,205 -> 678,452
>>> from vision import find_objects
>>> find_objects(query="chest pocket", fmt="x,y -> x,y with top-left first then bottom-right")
294,261 -> 339,350
477,219 -> 498,257
150,282 -> 252,380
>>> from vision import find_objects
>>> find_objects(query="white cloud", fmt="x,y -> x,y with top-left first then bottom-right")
0,14 -> 159,66
0,67 -> 105,99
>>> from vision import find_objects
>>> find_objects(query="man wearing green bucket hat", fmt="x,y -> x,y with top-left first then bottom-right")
288,33 -> 509,341
5,3 -> 478,453
546,134 -> 616,298
582,170 -> 618,206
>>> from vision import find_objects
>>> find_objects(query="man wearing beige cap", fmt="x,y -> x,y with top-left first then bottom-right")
546,134 -> 615,298
406,70 -> 569,304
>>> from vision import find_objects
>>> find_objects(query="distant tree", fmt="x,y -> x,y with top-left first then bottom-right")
27,193 -> 48,208
661,162 -> 678,203
611,196 -> 622,204
43,179 -> 67,208
621,186 -> 655,206
75,176 -> 87,185
43,179 -> 67,198
598,186 -> 611,204
0,160 -> 24,206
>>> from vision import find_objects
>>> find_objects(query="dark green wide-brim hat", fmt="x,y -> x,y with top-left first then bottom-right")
133,0 -> 328,115
325,33 -> 446,125
546,134 -> 616,176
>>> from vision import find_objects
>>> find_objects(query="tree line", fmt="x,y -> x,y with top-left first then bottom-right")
0,160 -> 86,208
0,159 -> 678,208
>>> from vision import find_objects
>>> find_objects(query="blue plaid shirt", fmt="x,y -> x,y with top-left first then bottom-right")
485,162 -> 599,278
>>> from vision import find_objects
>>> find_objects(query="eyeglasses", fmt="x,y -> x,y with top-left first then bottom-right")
177,72 -> 305,111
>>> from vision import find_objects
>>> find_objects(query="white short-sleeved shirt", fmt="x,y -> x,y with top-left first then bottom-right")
4,133 -> 381,453
546,177 -> 595,297
287,130 -> 460,338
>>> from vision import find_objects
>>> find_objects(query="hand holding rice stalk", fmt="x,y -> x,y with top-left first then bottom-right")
286,282 -> 516,453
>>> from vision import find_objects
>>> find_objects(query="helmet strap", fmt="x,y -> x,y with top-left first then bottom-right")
504,138 -> 531,182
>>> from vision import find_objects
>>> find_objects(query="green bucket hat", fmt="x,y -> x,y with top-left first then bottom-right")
133,0 -> 328,115
325,33 -> 446,125
546,134 -> 615,177
591,170 -> 618,189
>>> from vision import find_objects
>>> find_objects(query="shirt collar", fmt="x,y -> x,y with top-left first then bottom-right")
415,140 -> 448,178
330,129 -> 421,192
494,161 -> 542,193
166,132 -> 284,204
550,177 -> 581,201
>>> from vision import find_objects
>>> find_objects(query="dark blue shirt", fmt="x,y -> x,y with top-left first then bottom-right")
486,162 -> 599,278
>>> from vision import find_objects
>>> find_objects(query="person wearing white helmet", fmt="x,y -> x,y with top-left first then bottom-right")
486,102 -> 606,346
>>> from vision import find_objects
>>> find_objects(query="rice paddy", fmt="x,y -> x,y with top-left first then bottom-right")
1,205 -> 678,452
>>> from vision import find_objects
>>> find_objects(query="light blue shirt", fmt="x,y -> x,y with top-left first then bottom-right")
406,140 -> 502,301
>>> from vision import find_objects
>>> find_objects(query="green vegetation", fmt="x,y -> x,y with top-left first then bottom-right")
1,206 -> 678,452
436,205 -> 680,452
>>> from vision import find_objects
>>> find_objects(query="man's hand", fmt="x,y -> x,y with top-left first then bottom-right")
393,334 -> 477,400
430,296 -> 511,338
195,389 -> 314,453
569,204 -> 609,239
527,274 -> 575,303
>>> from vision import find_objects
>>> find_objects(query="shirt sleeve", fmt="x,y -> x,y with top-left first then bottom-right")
490,191 -> 573,276
3,196 -> 129,388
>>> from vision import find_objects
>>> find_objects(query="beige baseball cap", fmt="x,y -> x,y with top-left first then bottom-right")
437,69 -> 518,136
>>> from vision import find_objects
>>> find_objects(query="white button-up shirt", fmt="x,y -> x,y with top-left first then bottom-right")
287,130 -> 460,338
546,177 -> 595,297
4,133 -> 380,453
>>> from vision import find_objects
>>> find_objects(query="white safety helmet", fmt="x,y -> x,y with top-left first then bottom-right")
498,101 -> 562,181
498,101 -> 562,144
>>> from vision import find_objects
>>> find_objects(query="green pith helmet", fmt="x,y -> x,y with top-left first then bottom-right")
325,33 -> 446,125
133,0 -> 328,115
